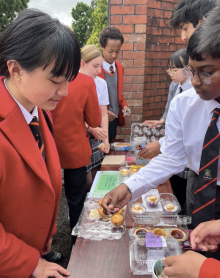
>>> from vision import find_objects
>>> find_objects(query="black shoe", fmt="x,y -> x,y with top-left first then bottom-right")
41,250 -> 62,263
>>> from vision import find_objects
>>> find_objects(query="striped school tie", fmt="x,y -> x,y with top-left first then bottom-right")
29,116 -> 45,160
109,66 -> 114,74
192,108 -> 220,227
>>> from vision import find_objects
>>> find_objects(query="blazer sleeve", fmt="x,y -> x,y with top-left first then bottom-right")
161,82 -> 177,121
199,258 -> 220,278
0,223 -> 40,278
84,79 -> 102,127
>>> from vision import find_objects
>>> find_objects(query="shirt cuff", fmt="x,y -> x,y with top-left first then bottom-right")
124,174 -> 151,202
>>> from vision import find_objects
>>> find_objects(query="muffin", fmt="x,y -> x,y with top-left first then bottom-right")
131,204 -> 145,214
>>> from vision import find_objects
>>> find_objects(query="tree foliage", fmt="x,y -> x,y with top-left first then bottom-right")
86,0 -> 107,48
71,2 -> 92,48
0,0 -> 29,33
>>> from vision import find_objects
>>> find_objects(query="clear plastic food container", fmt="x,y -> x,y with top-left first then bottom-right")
129,237 -> 182,275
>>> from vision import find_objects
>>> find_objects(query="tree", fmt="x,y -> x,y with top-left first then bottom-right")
71,2 -> 92,48
0,0 -> 29,33
86,0 -> 107,48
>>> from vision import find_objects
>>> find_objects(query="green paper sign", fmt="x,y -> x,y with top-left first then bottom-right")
92,171 -> 120,197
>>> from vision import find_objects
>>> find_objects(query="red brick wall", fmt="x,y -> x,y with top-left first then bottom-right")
143,0 -> 186,121
110,0 -> 186,140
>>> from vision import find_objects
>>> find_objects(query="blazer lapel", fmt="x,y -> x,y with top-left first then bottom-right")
38,108 -> 62,194
0,81 -> 51,186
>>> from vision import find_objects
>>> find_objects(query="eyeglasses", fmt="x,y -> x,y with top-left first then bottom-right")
166,69 -> 182,77
183,65 -> 216,85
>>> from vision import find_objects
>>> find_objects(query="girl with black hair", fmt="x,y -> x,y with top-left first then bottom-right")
0,8 -> 80,278
144,48 -> 191,128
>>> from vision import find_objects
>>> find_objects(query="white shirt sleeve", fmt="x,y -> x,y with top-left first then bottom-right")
99,80 -> 109,106
124,98 -> 188,201
159,136 -> 164,146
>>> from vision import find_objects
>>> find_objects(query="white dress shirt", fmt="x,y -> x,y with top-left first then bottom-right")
159,79 -> 192,146
125,87 -> 220,201
175,79 -> 192,97
103,61 -> 116,73
94,76 -> 109,106
4,79 -> 38,124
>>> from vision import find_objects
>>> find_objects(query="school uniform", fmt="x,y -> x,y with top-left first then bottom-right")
199,258 -> 220,278
124,87 -> 220,228
51,73 -> 102,230
159,80 -> 192,212
0,77 -> 62,278
98,61 -> 127,143
86,76 -> 109,172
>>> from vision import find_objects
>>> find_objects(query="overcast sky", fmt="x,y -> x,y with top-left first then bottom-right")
28,0 -> 91,26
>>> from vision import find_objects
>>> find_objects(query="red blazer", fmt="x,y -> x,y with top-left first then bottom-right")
0,77 -> 62,277
98,61 -> 127,126
199,258 -> 220,278
51,73 -> 102,169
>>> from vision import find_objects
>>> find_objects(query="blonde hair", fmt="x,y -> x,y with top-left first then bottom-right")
81,45 -> 102,63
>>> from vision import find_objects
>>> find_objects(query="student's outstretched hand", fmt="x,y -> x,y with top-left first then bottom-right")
138,141 -> 160,159
143,119 -> 165,128
190,219 -> 220,252
108,110 -> 118,121
32,257 -> 70,278
164,251 -> 206,278
102,183 -> 132,214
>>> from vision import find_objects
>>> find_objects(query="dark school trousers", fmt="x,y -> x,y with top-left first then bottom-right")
170,175 -> 187,215
108,118 -> 118,144
186,169 -> 220,260
64,167 -> 87,231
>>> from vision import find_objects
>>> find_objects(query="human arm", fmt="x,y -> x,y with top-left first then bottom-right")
102,97 -> 188,209
99,105 -> 109,153
32,257 -> 70,278
108,110 -> 118,121
143,119 -> 165,128
138,141 -> 161,159
190,220 -> 220,252
163,251 -> 206,278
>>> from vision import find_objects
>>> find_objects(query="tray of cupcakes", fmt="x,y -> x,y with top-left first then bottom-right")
128,189 -> 190,223
129,223 -> 189,244
128,222 -> 186,276
129,235 -> 182,276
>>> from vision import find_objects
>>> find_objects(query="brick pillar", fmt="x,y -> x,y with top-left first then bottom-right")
110,0 -> 185,140
111,0 -> 147,141
143,0 -> 186,121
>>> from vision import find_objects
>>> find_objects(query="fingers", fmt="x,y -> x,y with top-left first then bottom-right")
33,258 -> 70,278
190,222 -> 205,249
142,120 -> 158,127
138,148 -> 149,159
102,195 -> 114,214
